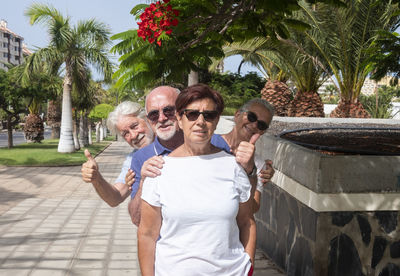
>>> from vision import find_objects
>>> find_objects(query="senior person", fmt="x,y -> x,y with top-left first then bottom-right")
135,97 -> 275,214
81,101 -> 154,208
128,86 -> 183,225
138,84 -> 256,275
212,98 -> 275,212
129,86 -> 258,226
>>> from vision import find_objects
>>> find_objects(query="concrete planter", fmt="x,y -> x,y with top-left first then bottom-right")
255,124 -> 400,276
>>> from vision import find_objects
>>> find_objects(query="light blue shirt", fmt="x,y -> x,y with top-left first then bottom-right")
115,149 -> 137,184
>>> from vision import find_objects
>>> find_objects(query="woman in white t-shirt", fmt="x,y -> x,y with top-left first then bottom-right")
138,84 -> 256,276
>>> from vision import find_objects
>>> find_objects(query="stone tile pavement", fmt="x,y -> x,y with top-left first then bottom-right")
0,141 -> 285,276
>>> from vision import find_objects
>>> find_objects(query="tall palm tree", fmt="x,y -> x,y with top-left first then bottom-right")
25,4 -> 112,152
299,0 -> 399,118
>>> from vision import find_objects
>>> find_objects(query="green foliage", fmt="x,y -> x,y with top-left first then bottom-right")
207,72 -> 265,114
359,86 -> 400,118
370,9 -> 400,82
18,67 -> 61,114
300,0 -> 399,102
321,94 -> 340,104
0,69 -> 27,129
24,3 -> 113,87
106,84 -> 146,106
89,103 -> 114,121
112,0 -> 344,90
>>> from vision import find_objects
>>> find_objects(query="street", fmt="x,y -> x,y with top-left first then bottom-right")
0,129 -> 52,147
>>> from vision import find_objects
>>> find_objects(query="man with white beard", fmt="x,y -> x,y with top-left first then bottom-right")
127,86 -> 184,225
81,101 -> 154,207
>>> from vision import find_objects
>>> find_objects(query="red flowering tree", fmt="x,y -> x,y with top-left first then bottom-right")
112,0 -> 345,90
137,0 -> 179,46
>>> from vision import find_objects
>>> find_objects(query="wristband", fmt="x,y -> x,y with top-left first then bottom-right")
247,166 -> 257,177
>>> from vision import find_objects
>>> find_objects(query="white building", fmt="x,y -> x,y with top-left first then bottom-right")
0,20 -> 30,71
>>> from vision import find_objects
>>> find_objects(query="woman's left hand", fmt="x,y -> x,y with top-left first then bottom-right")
258,160 -> 274,184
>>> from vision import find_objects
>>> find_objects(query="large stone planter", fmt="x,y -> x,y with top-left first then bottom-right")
255,131 -> 400,276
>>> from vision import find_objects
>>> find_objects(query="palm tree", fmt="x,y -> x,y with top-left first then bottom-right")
220,38 -> 293,116
299,0 -> 399,118
25,4 -> 112,152
221,31 -> 329,117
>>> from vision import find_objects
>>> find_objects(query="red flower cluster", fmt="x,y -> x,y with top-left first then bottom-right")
137,0 -> 179,46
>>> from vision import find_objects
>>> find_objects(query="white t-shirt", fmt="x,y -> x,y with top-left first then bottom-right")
255,154 -> 266,192
141,151 -> 252,276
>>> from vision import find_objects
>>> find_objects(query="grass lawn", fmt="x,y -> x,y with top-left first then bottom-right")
0,138 -> 114,166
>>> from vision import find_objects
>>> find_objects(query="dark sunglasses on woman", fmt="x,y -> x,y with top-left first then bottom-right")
147,106 -> 176,122
181,109 -> 219,122
246,111 -> 269,131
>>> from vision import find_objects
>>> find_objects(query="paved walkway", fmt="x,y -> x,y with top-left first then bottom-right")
0,141 -> 284,276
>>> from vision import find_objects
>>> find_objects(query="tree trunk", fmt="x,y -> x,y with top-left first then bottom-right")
6,115 -> 13,149
88,119 -> 92,145
96,122 -> 101,143
330,99 -> 371,118
51,127 -> 60,139
79,112 -> 89,147
24,114 -> 45,143
261,80 -> 292,116
188,70 -> 199,86
57,72 -> 75,153
73,111 -> 80,150
102,119 -> 107,139
47,99 -> 61,139
287,91 -> 325,117
99,122 -> 104,141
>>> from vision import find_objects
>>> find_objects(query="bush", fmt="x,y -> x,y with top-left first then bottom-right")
206,72 -> 265,112
358,86 -> 400,118
321,95 -> 340,104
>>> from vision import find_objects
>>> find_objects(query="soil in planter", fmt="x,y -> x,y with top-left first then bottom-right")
279,128 -> 400,156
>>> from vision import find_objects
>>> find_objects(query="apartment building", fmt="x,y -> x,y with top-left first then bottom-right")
0,19 -> 30,71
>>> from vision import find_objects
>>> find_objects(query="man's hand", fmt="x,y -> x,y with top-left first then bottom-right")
235,133 -> 260,174
125,169 -> 136,191
81,149 -> 100,183
141,156 -> 164,179
259,160 -> 275,184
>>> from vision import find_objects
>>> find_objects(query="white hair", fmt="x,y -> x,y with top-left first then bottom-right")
107,101 -> 146,135
240,98 -> 275,116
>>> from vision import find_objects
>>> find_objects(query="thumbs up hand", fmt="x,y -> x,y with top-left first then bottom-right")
81,149 -> 100,183
235,133 -> 260,174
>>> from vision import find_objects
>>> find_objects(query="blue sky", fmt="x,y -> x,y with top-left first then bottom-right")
2,0 -> 260,77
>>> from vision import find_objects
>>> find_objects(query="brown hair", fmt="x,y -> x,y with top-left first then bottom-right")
175,83 -> 224,115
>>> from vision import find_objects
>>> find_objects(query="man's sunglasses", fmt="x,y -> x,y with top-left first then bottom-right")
246,111 -> 269,131
181,109 -> 219,122
147,106 -> 176,122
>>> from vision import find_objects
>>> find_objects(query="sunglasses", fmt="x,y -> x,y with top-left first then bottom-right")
147,106 -> 176,122
181,109 -> 219,122
246,111 -> 269,131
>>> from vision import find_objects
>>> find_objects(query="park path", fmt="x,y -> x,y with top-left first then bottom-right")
0,141 -> 284,276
